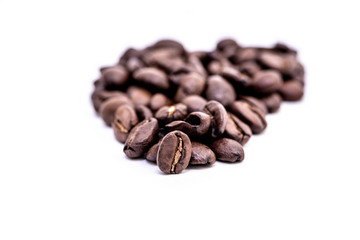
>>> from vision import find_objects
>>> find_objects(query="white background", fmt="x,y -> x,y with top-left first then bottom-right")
1,0 -> 360,239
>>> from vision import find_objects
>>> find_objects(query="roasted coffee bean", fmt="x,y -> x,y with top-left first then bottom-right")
155,103 -> 188,124
189,142 -> 216,165
205,75 -> 236,107
112,104 -> 139,143
272,42 -> 297,55
210,138 -> 244,163
232,47 -> 259,64
165,112 -> 211,137
175,72 -> 206,102
157,130 -> 192,174
238,61 -> 261,77
135,104 -> 153,120
99,95 -> 132,126
252,70 -> 283,94
124,118 -> 159,158
239,95 -> 268,114
101,65 -> 129,89
259,51 -> 299,75
216,38 -> 238,52
125,56 -> 144,72
149,93 -> 171,112
230,100 -> 267,134
142,48 -> 185,73
127,86 -> 152,106
278,80 -> 304,101
261,93 -> 282,113
151,39 -> 186,55
145,141 -> 160,162
118,48 -> 142,65
133,67 -> 169,90
181,95 -> 207,113
224,113 -> 252,145
91,90 -> 126,113
221,65 -> 250,86
187,53 -> 207,76
203,100 -> 228,138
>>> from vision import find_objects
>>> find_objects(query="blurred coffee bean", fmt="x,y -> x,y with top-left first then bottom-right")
150,93 -> 172,112
181,95 -> 207,113
221,65 -> 250,87
145,141 -> 160,162
134,104 -> 153,120
189,142 -> 216,165
239,95 -> 268,114
99,95 -> 132,126
206,75 -> 236,107
238,61 -> 261,77
278,80 -> 304,101
127,86 -> 152,106
210,138 -> 245,163
101,65 -> 129,89
175,72 -> 206,102
112,104 -> 139,143
91,90 -> 126,113
225,113 -> 252,145
261,93 -> 282,113
133,67 -> 169,90
124,118 -> 159,158
252,70 -> 283,94
157,130 -> 192,174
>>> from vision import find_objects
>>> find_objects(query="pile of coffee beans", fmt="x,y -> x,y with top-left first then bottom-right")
91,39 -> 305,174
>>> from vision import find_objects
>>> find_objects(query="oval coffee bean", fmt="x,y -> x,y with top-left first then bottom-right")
221,65 -> 250,86
127,86 -> 152,106
133,67 -> 169,90
145,141 -> 160,162
155,103 -> 188,125
210,138 -> 245,163
175,73 -> 205,102
157,130 -> 192,174
224,113 -> 252,145
124,118 -> 159,158
206,75 -> 236,107
91,90 -> 126,113
149,93 -> 172,112
135,104 -> 153,121
99,95 -> 132,126
239,95 -> 268,114
203,100 -> 227,138
101,65 -> 129,89
278,80 -> 304,101
252,70 -> 283,94
261,93 -> 282,113
238,61 -> 261,77
165,112 -> 210,137
189,142 -> 216,165
181,95 -> 207,113
112,104 -> 139,143
230,101 -> 267,134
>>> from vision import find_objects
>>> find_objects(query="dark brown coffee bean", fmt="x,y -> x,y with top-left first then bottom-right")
278,80 -> 304,101
205,75 -> 236,107
210,138 -> 244,163
101,65 -> 129,88
149,93 -> 172,112
230,101 -> 267,134
155,103 -> 188,124
238,95 -> 268,114
181,95 -> 207,113
203,100 -> 227,138
189,142 -> 216,165
165,112 -> 211,137
112,104 -> 139,143
224,113 -> 252,145
124,118 -> 159,158
127,86 -> 152,106
91,90 -> 126,113
252,70 -> 283,94
125,57 -> 144,72
145,141 -> 160,162
175,72 -> 206,102
259,51 -> 299,75
261,93 -> 282,113
142,48 -> 185,73
187,53 -> 207,76
133,67 -> 169,90
216,38 -> 238,52
221,65 -> 250,86
99,95 -> 132,126
118,48 -> 142,65
238,61 -> 261,77
272,42 -> 297,55
151,39 -> 186,55
134,104 -> 153,120
157,130 -> 192,174
232,47 -> 260,64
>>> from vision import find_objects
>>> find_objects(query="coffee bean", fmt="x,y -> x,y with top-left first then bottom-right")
112,104 -> 139,143
101,65 -> 129,89
225,113 -> 252,145
145,141 -> 160,162
165,111 -> 211,137
203,100 -> 228,138
221,65 -> 250,86
142,48 -> 185,73
189,142 -> 216,165
216,38 -> 238,52
175,72 -> 206,102
157,130 -> 192,174
232,47 -> 260,64
181,95 -> 207,113
230,100 -> 267,134
151,39 -> 186,56
238,61 -> 261,77
149,93 -> 172,112
278,80 -> 304,101
261,93 -> 282,113
127,86 -> 152,106
239,95 -> 268,114
206,75 -> 236,107
134,104 -> 153,120
155,103 -> 188,124
99,95 -> 132,126
210,138 -> 245,162
125,56 -> 144,72
118,48 -> 142,65
187,53 -> 207,76
252,70 -> 283,94
91,89 -> 126,113
133,67 -> 169,90
124,118 -> 159,158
